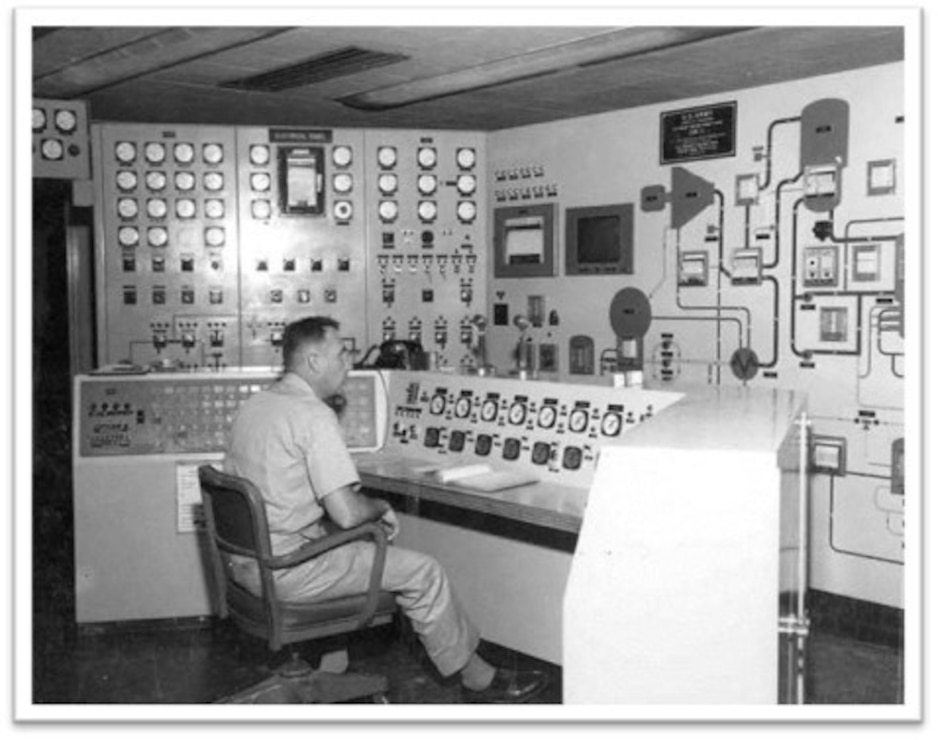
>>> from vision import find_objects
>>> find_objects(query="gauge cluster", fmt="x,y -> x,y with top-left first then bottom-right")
32,98 -> 90,179
381,371 -> 683,490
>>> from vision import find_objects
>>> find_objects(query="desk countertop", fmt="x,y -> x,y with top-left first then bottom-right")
353,451 -> 588,534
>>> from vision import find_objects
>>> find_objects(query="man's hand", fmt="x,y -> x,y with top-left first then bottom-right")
379,507 -> 400,542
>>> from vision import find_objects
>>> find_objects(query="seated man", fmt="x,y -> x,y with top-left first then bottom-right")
224,316 -> 547,703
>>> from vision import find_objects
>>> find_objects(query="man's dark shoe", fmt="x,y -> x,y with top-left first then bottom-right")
462,668 -> 549,704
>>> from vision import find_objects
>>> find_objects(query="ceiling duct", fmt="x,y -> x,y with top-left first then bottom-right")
221,46 -> 409,92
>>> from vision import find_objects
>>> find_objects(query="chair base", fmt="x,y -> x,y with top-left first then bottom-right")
216,670 -> 389,704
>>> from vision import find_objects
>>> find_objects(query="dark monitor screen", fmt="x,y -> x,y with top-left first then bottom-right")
577,215 -> 621,264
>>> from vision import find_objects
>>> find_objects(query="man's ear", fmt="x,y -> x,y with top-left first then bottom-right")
306,350 -> 322,375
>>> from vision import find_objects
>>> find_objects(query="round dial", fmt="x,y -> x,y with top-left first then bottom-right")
454,396 -> 472,419
333,173 -> 353,193
117,198 -> 139,219
456,174 -> 477,195
480,398 -> 499,422
250,172 -> 271,192
456,201 -> 477,223
332,200 -> 353,221
144,142 -> 166,164
600,411 -> 623,437
377,146 -> 397,169
568,408 -> 590,433
332,145 -> 353,168
204,226 -> 225,247
378,173 -> 398,194
117,226 -> 139,246
249,144 -> 270,165
146,198 -> 168,219
537,405 -> 558,429
32,108 -> 47,131
508,401 -> 527,426
175,198 -> 197,219
145,171 -> 167,191
251,199 -> 272,220
429,394 -> 446,415
147,226 -> 168,247
378,200 -> 398,222
417,146 -> 437,169
203,172 -> 224,191
417,200 -> 438,222
115,170 -> 138,191
456,147 -> 477,169
173,143 -> 195,164
417,174 -> 437,195
115,141 -> 136,163
204,198 -> 225,219
202,143 -> 224,164
54,109 -> 78,133
41,139 -> 64,160
174,171 -> 196,191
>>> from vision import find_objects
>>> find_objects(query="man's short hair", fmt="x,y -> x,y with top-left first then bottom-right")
282,316 -> 340,371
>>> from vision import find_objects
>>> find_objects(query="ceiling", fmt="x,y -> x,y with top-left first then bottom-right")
32,25 -> 904,132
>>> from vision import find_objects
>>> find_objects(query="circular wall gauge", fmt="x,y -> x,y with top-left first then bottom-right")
115,142 -> 136,163
54,109 -> 78,133
417,146 -> 437,169
173,143 -> 195,164
202,143 -> 224,164
417,200 -> 437,222
144,142 -> 166,164
145,171 -> 167,191
116,170 -> 138,191
456,147 -> 476,169
250,172 -> 271,191
332,145 -> 353,168
175,171 -> 196,191
249,144 -> 270,165
117,198 -> 139,219
377,146 -> 397,169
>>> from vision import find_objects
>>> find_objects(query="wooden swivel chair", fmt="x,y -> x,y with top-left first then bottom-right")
198,465 -> 398,704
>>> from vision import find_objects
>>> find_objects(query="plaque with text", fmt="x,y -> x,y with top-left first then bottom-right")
660,102 -> 737,164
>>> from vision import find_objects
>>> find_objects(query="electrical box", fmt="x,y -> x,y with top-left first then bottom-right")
493,203 -> 556,278
891,438 -> 904,495
730,248 -> 762,285
803,245 -> 839,287
811,435 -> 846,476
867,159 -> 896,195
819,306 -> 849,342
852,243 -> 882,282
678,251 -> 709,286
33,98 -> 91,180
735,173 -> 760,206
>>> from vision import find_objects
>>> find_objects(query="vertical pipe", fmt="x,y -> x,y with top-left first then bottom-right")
796,411 -> 811,704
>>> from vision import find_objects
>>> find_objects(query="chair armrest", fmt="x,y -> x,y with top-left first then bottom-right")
264,522 -> 390,629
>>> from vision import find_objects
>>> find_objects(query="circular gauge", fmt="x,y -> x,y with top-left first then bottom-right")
174,171 -> 196,191
568,408 -> 590,433
203,172 -> 224,191
175,198 -> 197,219
115,170 -> 138,191
202,143 -> 224,164
147,226 -> 168,247
333,173 -> 353,193
456,201 -> 477,223
115,141 -> 136,163
332,145 -> 353,168
40,139 -> 64,160
146,198 -> 168,219
250,172 -> 271,192
144,142 -> 166,164
145,171 -> 167,191
378,173 -> 398,194
417,200 -> 438,222
204,226 -> 225,247
377,146 -> 397,169
32,108 -> 47,132
456,174 -> 477,195
508,401 -> 527,426
378,200 -> 398,222
204,198 -> 225,219
537,405 -> 558,429
249,144 -> 270,165
480,398 -> 499,422
333,200 -> 353,221
417,174 -> 437,195
417,146 -> 437,169
454,396 -> 472,419
456,147 -> 477,169
429,394 -> 446,415
117,226 -> 139,246
116,198 -> 139,219
54,109 -> 77,133
173,142 -> 195,164
600,411 -> 623,437
251,199 -> 272,220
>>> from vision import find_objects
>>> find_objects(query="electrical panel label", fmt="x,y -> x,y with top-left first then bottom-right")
660,101 -> 737,164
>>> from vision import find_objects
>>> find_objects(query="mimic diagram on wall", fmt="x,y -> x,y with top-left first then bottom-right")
486,64 -> 906,609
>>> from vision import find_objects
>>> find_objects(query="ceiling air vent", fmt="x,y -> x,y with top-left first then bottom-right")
221,46 -> 409,92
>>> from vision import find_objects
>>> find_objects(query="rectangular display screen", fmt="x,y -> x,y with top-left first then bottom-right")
505,220 -> 545,264
576,215 -> 620,264
279,145 -> 324,214
565,203 -> 633,275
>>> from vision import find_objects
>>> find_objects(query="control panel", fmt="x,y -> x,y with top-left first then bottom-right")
74,369 -> 386,457
381,371 -> 683,489
363,130 -> 487,371
33,98 -> 91,179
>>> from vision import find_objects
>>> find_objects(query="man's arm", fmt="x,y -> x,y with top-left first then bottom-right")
322,485 -> 399,539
